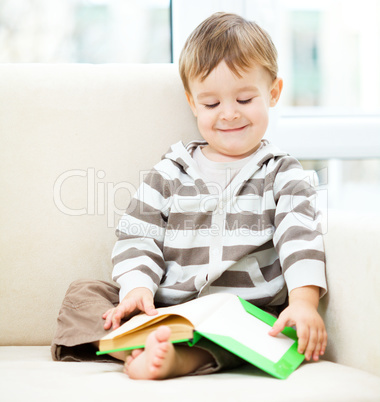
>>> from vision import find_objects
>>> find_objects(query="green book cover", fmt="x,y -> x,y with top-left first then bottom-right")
188,297 -> 304,379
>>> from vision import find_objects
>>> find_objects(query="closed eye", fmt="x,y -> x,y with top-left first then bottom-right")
204,102 -> 220,109
237,98 -> 253,105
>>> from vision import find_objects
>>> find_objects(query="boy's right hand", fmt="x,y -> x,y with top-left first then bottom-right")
102,287 -> 158,330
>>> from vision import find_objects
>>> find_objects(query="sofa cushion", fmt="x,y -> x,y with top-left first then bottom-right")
1,346 -> 380,402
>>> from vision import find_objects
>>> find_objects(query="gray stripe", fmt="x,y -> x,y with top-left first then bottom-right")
257,153 -> 276,167
145,168 -> 210,199
225,210 -> 274,231
144,169 -> 174,199
260,259 -> 282,282
275,225 -> 322,252
264,157 -> 301,184
245,296 -> 278,308
282,250 -> 325,272
277,157 -> 301,172
292,200 -> 316,220
162,276 -> 198,292
275,180 -> 315,202
115,231 -> 164,251
163,246 -> 209,266
167,212 -> 213,230
113,265 -> 161,286
126,199 -> 166,228
222,241 -> 273,262
174,157 -> 189,171
211,271 -> 255,288
112,247 -> 166,271
147,168 -> 209,198
238,178 -> 265,196
275,209 -> 322,228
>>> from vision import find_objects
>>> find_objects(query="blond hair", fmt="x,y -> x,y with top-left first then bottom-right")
179,12 -> 278,94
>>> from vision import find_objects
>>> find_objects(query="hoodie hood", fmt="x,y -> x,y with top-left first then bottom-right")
161,140 -> 289,199
163,139 -> 288,177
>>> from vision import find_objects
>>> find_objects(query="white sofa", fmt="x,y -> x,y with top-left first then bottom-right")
1,64 -> 379,402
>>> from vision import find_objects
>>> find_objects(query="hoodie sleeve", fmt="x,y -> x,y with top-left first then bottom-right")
111,167 -> 172,302
271,156 -> 327,297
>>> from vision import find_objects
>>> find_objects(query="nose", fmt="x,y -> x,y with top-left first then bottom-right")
220,103 -> 240,121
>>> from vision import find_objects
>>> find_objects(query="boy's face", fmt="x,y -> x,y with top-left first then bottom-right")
186,61 -> 283,162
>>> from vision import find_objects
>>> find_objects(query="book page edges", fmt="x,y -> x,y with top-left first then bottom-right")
98,315 -> 194,352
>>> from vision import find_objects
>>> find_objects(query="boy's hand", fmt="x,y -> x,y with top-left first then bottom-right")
268,286 -> 327,362
102,287 -> 158,330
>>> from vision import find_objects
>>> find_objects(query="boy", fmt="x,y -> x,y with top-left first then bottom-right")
52,12 -> 327,380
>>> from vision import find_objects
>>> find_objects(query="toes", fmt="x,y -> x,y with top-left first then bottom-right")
155,326 -> 171,342
126,355 -> 133,365
131,349 -> 143,358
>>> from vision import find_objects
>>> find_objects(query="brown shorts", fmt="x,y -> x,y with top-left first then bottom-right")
51,279 -> 245,374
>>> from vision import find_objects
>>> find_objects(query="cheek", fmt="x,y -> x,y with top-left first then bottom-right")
197,111 -> 214,129
249,102 -> 269,123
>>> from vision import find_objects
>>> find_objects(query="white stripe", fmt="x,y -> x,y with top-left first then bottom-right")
284,260 -> 327,296
273,211 -> 321,242
155,288 -> 196,304
165,228 -> 215,248
275,170 -> 313,194
278,237 -> 324,260
222,229 -> 273,246
250,248 -> 278,268
113,255 -> 164,278
154,158 -> 183,177
117,213 -> 166,240
276,193 -> 317,214
136,182 -> 171,212
112,237 -> 162,260
117,272 -> 158,302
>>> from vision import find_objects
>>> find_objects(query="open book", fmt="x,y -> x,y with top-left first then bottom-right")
97,293 -> 304,379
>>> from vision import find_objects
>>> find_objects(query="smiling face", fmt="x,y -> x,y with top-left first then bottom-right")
186,61 -> 283,162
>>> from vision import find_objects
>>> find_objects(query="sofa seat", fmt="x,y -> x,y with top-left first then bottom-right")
1,346 -> 380,402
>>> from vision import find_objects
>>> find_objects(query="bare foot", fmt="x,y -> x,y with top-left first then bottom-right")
124,325 -> 215,380
124,325 -> 177,380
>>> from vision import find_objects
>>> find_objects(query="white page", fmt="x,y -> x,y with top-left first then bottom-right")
196,297 -> 294,363
101,293 -> 234,340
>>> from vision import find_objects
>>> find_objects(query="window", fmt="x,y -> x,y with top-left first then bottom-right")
0,0 -> 171,63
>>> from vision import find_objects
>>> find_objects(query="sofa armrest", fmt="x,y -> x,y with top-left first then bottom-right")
320,209 -> 380,377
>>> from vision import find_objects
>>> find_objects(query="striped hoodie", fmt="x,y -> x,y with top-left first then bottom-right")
112,140 -> 327,310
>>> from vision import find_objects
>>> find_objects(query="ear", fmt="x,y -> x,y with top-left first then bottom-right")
185,92 -> 198,117
270,78 -> 283,107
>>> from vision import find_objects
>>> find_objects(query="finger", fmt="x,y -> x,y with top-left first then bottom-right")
102,308 -> 114,320
296,326 -> 309,356
104,309 -> 115,330
304,327 -> 318,361
112,298 -> 138,328
320,329 -> 328,356
111,298 -> 135,324
268,315 -> 287,337
111,306 -> 126,329
141,294 -> 158,315
312,332 -> 323,361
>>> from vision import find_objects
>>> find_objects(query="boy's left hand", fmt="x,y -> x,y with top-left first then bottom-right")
268,286 -> 327,362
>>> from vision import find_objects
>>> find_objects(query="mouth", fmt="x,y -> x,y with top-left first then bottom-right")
217,125 -> 248,133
